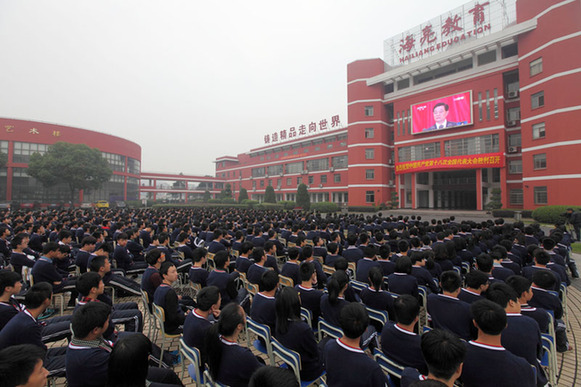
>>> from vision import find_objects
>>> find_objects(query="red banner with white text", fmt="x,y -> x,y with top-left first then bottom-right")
395,153 -> 504,174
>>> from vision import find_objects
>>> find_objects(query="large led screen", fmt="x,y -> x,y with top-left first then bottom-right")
411,91 -> 473,135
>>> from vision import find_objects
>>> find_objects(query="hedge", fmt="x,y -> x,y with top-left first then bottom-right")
532,205 -> 581,224
348,206 -> 378,213
256,203 -> 284,210
311,202 -> 339,213
241,199 -> 259,207
152,203 -> 248,209
278,201 -> 296,210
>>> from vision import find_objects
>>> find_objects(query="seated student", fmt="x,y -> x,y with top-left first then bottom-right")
0,344 -> 50,387
275,286 -> 324,382
247,247 -> 270,285
377,244 -> 395,276
333,258 -> 358,302
89,254 -> 142,297
355,245 -> 380,283
263,241 -> 280,274
65,302 -> 113,387
188,247 -> 209,287
141,249 -> 165,305
359,266 -> 395,322
176,232 -> 194,260
312,235 -> 327,261
280,246 -> 300,285
427,271 -> 473,341
74,236 -> 98,274
486,282 -> 547,387
458,270 -> 489,304
522,249 -> 566,290
387,256 -> 419,299
400,329 -> 466,387
489,247 -> 517,282
107,333 -> 184,387
153,262 -> 187,334
295,261 -> 324,328
208,229 -> 228,254
0,283 -> 67,376
529,270 -> 570,352
183,286 -> 221,350
380,295 -> 428,375
9,232 -> 36,276
76,272 -> 143,337
31,242 -> 78,308
113,233 -> 147,274
410,251 -> 439,293
207,251 -> 240,306
494,242 -> 521,275
235,242 -> 255,274
461,299 -> 536,387
320,270 -> 350,327
506,275 -> 550,333
250,270 -> 278,333
474,253 -> 502,285
126,228 -> 145,262
342,233 -> 364,263
205,303 -> 264,387
249,366 -> 299,387
300,245 -> 327,289
324,242 -> 342,267
324,303 -> 387,387
231,230 -> 245,252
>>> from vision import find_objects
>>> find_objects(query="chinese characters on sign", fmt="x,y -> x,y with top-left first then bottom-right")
394,153 -> 504,174
263,115 -> 342,144
3,125 -> 64,137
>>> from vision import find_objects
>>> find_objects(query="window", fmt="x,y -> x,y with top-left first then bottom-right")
252,181 -> 256,190
444,135 -> 499,157
534,186 -> 548,205
285,162 -> 303,174
364,128 -> 374,139
365,149 -> 375,160
364,106 -> 374,116
306,158 -> 329,172
267,165 -> 283,175
477,50 -> 496,66
508,160 -> 522,174
509,189 -> 523,205
397,78 -> 409,90
532,122 -> 546,139
334,174 -> 341,183
533,153 -> 546,170
286,178 -> 291,185
530,58 -> 543,76
251,167 -> 266,177
99,151 -> 125,172
297,177 -> 302,185
308,176 -> 314,185
508,134 -> 521,147
531,91 -> 544,109
399,142 -> 442,162
365,191 -> 375,203
501,43 -> 518,58
507,107 -> 520,121
320,175 -> 327,184
128,158 -> 140,175
260,180 -> 264,187
331,155 -> 348,169
366,169 -> 375,180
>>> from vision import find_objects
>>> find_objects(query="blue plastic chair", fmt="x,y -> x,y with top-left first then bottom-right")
541,333 -> 557,386
317,317 -> 343,341
246,317 -> 275,365
365,306 -> 389,330
179,337 -> 205,386
373,348 -> 405,387
271,338 -> 327,387
350,280 -> 367,293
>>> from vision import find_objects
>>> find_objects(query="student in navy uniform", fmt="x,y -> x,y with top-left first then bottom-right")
324,242 -> 342,267
342,233 -> 364,263
126,228 -> 145,262
312,236 -> 327,261
458,270 -> 489,304
0,344 -> 50,387
275,286 -> 324,382
356,245 -> 380,283
388,256 -> 419,299
247,247 -> 270,285
380,294 -> 428,374
9,233 -> 36,277
486,282 -> 547,387
208,229 -> 227,254
74,236 -> 97,273
235,242 -> 254,274
141,249 -> 165,306
324,303 -> 388,387
207,250 -> 239,306
522,249 -> 568,289
427,270 -> 473,341
205,303 -> 264,387
280,246 -> 300,285
89,253 -> 142,297
506,275 -> 550,333
410,251 -> 439,293
31,242 -> 78,308
377,244 -> 395,276
176,232 -> 194,259
460,299 -> 536,387
0,282 -> 67,376
490,247 -> 517,281
263,241 -> 280,274
153,262 -> 186,334
250,270 -> 279,334
29,224 -> 46,253
360,266 -> 395,323
300,245 -> 327,289
65,302 -> 113,387
320,270 -> 350,327
295,261 -> 324,329
188,247 -> 209,287
113,233 -> 147,274
183,286 -> 220,350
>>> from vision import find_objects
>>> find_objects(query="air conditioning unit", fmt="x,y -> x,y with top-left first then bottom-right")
319,184 -> 323,188
330,167 -> 335,172
508,90 -> 519,99
506,120 -> 517,127
279,173 -> 284,177
265,174 -> 269,178
277,185 -> 282,190
389,180 -> 394,185
507,146 -> 519,154
302,170 -> 309,175
388,159 -> 394,165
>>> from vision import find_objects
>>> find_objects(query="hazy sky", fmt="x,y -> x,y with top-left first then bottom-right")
0,0 -> 469,176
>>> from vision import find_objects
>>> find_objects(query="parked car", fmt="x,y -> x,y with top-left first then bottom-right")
80,202 -> 93,209
95,200 -> 109,208
114,201 -> 127,208
0,202 -> 10,209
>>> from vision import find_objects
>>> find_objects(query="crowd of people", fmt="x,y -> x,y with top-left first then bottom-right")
0,206 -> 577,386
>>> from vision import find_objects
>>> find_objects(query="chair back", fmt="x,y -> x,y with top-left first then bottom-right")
373,348 -> 405,381
179,337 -> 204,386
323,264 -> 336,276
317,317 -> 343,341
300,307 -> 313,328
278,275 -> 294,288
152,303 -> 166,334
313,256 -> 324,265
246,317 -> 275,365
350,280 -> 367,293
271,338 -> 302,384
365,306 -> 389,329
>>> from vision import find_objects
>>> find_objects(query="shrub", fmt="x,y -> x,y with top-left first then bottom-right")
257,202 -> 284,210
208,198 -> 222,203
264,186 -> 276,203
241,199 -> 259,208
491,209 -> 534,219
296,184 -> 310,210
238,188 -> 248,203
278,201 -> 296,210
348,206 -> 377,213
311,202 -> 339,213
532,205 -> 581,224
221,198 -> 236,204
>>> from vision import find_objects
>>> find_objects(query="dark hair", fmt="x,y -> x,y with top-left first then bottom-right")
299,261 -> 315,282
89,255 -> 108,272
394,294 -> 420,325
486,282 -> 518,308
533,249 -> 551,265
249,366 -> 298,387
196,286 -> 220,312
363,245 -> 377,259
378,244 -> 391,259
505,275 -> 531,297
327,242 -> 338,254
264,241 -> 275,252
465,270 -> 489,289
116,232 -> 128,241
367,266 -> 383,290
475,253 -> 493,272
214,250 -> 229,269
532,270 -> 557,290
76,272 -> 102,297
397,240 -> 409,253
145,249 -> 162,265
301,245 -> 313,260
192,247 -> 207,263
240,242 -> 254,255
205,303 -> 245,379
259,270 -> 279,292
433,102 -> 449,112
275,287 -> 301,335
10,232 -> 28,249
339,302 -> 369,339
0,344 -> 47,386
420,329 -> 466,380
107,333 -> 152,386
395,256 -> 412,274
334,257 -> 348,271
42,241 -> 60,255
81,236 -> 97,247
328,270 -> 349,305
440,271 -> 462,293
159,261 -> 175,277
471,299 -> 506,335
288,247 -> 300,261
72,301 -> 111,339
24,282 -> 52,309
252,247 -> 266,263
0,271 -> 21,296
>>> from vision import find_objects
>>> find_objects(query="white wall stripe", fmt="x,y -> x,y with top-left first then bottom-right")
349,120 -> 391,126
348,143 -> 394,148
506,180 -> 523,184
349,164 -> 393,168
521,105 -> 581,123
523,174 -> 581,182
520,30 -> 581,61
348,184 -> 395,188
347,78 -> 369,85
533,0 -> 576,23
520,68 -> 581,92
347,99 -> 383,106
522,139 -> 581,153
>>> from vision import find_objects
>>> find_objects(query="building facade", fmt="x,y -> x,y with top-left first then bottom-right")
0,118 -> 142,204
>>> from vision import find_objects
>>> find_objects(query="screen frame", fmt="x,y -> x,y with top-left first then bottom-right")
410,90 -> 473,135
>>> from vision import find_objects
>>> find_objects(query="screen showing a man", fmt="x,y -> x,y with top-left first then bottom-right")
411,91 -> 473,135
427,103 -> 459,131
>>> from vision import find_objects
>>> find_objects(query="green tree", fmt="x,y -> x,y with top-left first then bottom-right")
486,188 -> 502,210
203,190 -> 211,202
390,191 -> 399,209
220,183 -> 233,199
0,152 -> 7,168
238,187 -> 248,203
296,183 -> 310,210
27,142 -> 112,203
264,185 -> 276,203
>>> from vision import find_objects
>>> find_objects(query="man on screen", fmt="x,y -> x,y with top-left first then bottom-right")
425,102 -> 459,131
